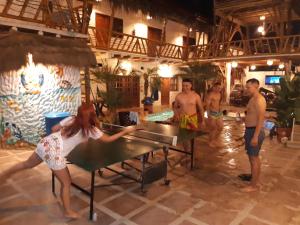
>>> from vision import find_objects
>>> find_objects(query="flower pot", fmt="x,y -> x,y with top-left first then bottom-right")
144,104 -> 153,114
277,127 -> 292,142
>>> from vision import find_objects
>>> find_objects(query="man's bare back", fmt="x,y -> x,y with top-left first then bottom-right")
175,91 -> 200,116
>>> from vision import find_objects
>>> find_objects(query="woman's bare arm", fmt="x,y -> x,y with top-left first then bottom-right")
98,126 -> 135,143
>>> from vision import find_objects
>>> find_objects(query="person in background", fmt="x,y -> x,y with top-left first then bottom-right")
206,82 -> 224,148
0,103 -> 135,219
241,78 -> 266,192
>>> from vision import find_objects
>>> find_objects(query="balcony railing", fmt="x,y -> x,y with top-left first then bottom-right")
188,35 -> 300,60
89,27 -> 186,60
89,27 -> 300,61
0,0 -> 85,33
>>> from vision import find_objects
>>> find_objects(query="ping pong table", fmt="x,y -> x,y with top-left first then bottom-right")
51,122 -> 205,220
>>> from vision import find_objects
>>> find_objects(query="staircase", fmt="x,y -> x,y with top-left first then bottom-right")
287,124 -> 300,149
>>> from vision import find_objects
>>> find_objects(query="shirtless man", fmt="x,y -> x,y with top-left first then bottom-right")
174,79 -> 204,131
206,82 -> 223,148
241,78 -> 266,192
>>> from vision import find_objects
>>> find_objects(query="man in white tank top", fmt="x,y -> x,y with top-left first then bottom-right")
241,78 -> 266,193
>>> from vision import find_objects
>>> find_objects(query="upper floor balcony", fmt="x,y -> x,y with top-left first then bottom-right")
0,0 -> 89,37
88,26 -> 189,61
89,26 -> 300,62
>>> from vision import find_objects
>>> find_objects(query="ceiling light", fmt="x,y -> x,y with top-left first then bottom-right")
250,65 -> 256,70
267,60 -> 273,66
257,26 -> 264,33
260,15 -> 266,21
120,61 -> 132,75
158,64 -> 173,77
189,28 -> 192,32
146,15 -> 152,20
231,61 -> 238,68
279,63 -> 285,69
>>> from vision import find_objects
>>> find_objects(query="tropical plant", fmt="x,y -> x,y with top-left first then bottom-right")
92,60 -> 129,121
131,67 -> 161,104
273,73 -> 300,127
175,62 -> 222,98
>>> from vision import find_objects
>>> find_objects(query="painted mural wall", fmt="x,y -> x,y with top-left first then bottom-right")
0,58 -> 81,147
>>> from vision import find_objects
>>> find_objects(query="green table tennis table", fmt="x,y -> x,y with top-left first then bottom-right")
51,122 -> 205,220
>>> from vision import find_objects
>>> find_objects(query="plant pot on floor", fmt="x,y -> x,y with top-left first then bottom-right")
277,127 -> 292,142
142,97 -> 154,114
144,104 -> 153,114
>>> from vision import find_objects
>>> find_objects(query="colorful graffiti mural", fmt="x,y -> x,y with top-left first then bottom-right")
0,60 -> 81,146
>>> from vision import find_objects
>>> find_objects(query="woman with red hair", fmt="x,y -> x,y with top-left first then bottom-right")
0,103 -> 135,219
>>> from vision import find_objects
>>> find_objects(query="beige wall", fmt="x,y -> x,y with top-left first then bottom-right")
89,59 -> 183,108
88,0 -> 197,45
243,67 -> 285,92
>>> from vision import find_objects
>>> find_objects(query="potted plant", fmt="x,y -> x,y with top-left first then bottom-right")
135,67 -> 160,113
92,60 -> 127,123
176,62 -> 223,99
273,73 -> 300,142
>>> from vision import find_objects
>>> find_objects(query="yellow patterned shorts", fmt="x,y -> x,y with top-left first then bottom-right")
179,114 -> 198,130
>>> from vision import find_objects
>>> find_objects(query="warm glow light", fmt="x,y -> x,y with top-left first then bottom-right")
175,36 -> 183,46
146,15 -> 152,20
158,64 -> 173,78
231,61 -> 238,68
260,15 -> 266,21
134,23 -> 147,38
250,65 -> 256,70
258,26 -> 264,33
279,63 -> 285,69
120,61 -> 132,75
189,28 -> 192,32
267,60 -> 273,66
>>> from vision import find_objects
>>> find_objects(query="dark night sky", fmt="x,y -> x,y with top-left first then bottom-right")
173,0 -> 214,23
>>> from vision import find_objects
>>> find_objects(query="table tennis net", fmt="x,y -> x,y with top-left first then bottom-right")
100,123 -> 177,146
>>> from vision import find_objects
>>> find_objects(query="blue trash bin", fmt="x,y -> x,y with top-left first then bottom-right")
45,112 -> 71,135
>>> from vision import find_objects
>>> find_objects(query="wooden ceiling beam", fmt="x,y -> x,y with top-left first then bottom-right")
216,12 -> 245,26
215,0 -> 273,11
2,0 -> 13,14
20,0 -> 30,17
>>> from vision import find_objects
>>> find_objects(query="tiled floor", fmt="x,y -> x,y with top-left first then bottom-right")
1,120 -> 300,225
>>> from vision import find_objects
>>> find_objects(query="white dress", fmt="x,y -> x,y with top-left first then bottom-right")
35,117 -> 103,170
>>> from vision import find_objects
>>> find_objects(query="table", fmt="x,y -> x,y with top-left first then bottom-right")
51,123 -> 205,220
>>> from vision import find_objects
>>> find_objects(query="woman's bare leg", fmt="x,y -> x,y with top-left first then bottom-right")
0,152 -> 43,182
52,167 -> 79,219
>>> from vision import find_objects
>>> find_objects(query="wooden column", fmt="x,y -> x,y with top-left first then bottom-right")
84,67 -> 91,104
107,4 -> 115,49
225,62 -> 232,103
184,26 -> 190,60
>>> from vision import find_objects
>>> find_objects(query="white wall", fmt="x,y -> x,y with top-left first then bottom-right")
89,0 -> 196,46
244,67 -> 285,91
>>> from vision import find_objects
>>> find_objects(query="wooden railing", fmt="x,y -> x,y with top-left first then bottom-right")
89,27 -> 300,61
0,0 -> 85,33
88,27 -> 186,60
188,35 -> 300,60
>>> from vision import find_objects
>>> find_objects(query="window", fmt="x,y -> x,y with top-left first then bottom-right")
170,77 -> 178,91
113,17 -> 123,34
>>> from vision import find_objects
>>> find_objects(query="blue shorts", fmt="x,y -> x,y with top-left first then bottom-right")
244,127 -> 265,156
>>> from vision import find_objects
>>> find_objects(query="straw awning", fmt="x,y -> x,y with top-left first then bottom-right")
0,31 -> 97,74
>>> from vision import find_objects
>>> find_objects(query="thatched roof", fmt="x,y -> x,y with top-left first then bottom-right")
0,31 -> 97,74
107,0 -> 212,27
